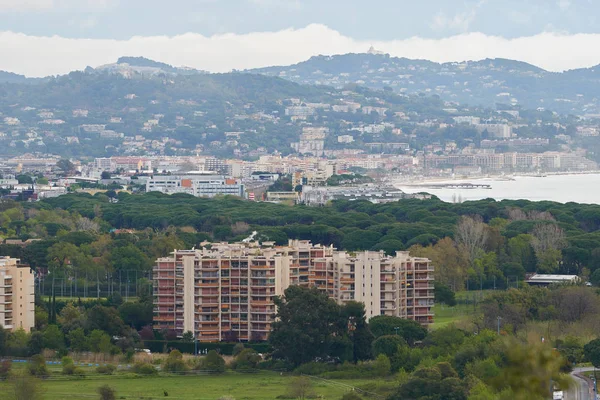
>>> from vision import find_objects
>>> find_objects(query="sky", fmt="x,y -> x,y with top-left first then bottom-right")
2,0 -> 600,77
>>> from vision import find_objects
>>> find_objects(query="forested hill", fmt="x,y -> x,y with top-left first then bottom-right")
31,192 -> 600,291
248,53 -> 600,115
0,71 -> 330,109
0,70 -> 41,84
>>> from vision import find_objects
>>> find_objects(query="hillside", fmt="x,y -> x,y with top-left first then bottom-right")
0,67 -> 466,158
0,70 -> 40,84
248,53 -> 600,115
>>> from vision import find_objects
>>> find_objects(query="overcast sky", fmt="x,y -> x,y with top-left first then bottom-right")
3,0 -> 600,76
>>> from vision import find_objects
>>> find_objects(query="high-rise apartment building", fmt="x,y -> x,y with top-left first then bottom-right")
153,240 -> 433,342
0,257 -> 35,332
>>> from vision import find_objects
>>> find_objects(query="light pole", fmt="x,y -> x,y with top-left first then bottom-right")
496,316 -> 502,335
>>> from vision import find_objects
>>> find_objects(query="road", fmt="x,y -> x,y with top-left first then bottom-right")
566,367 -> 595,400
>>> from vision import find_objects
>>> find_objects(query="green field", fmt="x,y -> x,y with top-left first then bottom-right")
0,371 -> 389,400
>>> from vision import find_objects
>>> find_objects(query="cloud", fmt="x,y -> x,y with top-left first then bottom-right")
430,0 -> 486,32
2,24 -> 600,77
0,0 -> 53,11
247,0 -> 302,10
557,0 -> 571,11
0,0 -> 115,12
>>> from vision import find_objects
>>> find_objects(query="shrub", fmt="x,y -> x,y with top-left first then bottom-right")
163,349 -> 188,373
0,360 -> 11,379
341,392 -> 362,400
197,350 -> 226,373
96,364 -> 117,375
132,362 -> 158,375
62,356 -> 75,375
28,354 -> 48,378
294,362 -> 335,376
232,349 -> 261,371
98,384 -> 116,400
232,343 -> 245,357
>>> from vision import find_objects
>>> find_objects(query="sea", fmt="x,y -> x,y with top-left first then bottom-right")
395,174 -> 600,204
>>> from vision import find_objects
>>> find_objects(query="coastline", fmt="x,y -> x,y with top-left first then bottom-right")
393,170 -> 600,187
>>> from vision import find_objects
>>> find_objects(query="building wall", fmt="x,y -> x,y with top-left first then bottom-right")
0,257 -> 35,332
153,241 -> 434,342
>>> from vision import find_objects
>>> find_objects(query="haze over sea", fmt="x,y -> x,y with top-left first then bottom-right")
397,174 -> 600,204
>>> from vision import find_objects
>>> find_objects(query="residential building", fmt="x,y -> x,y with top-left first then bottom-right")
153,240 -> 434,342
146,174 -> 244,198
475,123 -> 512,138
0,257 -> 35,332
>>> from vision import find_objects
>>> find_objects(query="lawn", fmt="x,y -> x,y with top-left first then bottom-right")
0,371 -> 386,400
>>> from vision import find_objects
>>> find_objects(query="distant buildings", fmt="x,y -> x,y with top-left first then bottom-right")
153,240 -> 434,342
146,174 -> 244,198
475,123 -> 512,138
291,127 -> 328,156
0,257 -> 35,332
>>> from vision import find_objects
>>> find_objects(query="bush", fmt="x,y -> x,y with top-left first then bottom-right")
163,349 -> 188,373
233,343 -> 245,357
294,362 -> 335,376
28,354 -> 48,378
132,362 -> 158,375
98,384 -> 116,400
341,392 -> 362,400
96,364 -> 117,375
0,360 -> 11,379
232,349 -> 261,371
197,350 -> 226,373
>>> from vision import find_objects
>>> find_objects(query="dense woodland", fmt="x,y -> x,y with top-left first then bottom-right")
2,194 -> 600,398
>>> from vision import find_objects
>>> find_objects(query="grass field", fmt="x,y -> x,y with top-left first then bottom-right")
0,370 -> 390,400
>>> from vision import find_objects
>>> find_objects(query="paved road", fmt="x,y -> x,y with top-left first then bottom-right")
567,367 -> 595,400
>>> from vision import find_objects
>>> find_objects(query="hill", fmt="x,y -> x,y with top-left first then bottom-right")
0,65 -> 486,158
248,53 -> 600,115
0,70 -> 40,84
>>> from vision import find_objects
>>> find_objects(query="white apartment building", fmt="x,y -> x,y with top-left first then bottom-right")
146,174 -> 244,198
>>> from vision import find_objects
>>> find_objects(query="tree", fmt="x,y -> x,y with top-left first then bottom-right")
286,376 -> 315,400
42,324 -> 65,351
368,316 -> 427,345
372,335 -> 407,358
496,338 -> 571,400
455,215 -> 488,265
435,282 -> 457,306
584,339 -> 600,368
531,223 -> 566,273
182,331 -> 194,342
0,324 -> 6,356
46,242 -> 81,322
372,354 -> 391,377
86,305 -> 126,336
88,330 -> 113,354
118,301 -> 153,330
270,286 -> 344,366
56,159 -> 75,175
389,364 -> 467,400
68,327 -> 89,352
341,301 -> 373,362
101,171 -> 112,180
98,385 -> 116,400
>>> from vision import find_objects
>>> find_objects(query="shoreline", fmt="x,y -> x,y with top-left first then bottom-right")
393,170 -> 600,187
